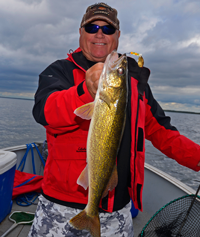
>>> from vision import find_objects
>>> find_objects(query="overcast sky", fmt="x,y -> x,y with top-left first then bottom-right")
0,0 -> 200,112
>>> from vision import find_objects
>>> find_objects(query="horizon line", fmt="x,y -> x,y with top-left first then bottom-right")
0,95 -> 34,101
0,95 -> 200,115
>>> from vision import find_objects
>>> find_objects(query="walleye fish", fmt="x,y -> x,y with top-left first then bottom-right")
69,51 -> 128,237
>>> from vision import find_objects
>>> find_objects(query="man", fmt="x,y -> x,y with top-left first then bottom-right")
29,3 -> 200,237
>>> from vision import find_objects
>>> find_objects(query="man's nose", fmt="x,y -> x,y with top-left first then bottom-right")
95,28 -> 104,37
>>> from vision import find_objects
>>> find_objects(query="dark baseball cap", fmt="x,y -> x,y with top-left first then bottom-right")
80,2 -> 120,30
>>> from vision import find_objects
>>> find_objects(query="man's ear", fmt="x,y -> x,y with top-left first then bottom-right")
118,30 -> 121,39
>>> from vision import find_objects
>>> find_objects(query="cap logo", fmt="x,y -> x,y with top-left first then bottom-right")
98,6 -> 106,10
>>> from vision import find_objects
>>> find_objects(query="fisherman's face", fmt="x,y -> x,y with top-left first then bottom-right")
79,20 -> 120,62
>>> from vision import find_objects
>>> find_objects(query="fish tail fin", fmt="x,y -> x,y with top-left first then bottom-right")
69,209 -> 100,237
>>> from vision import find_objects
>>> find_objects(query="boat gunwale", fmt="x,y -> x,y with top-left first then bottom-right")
145,163 -> 196,195
1,144 -> 196,195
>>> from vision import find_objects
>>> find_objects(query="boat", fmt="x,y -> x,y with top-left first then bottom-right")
0,143 -> 196,237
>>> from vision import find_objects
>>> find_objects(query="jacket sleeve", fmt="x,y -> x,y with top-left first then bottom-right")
144,84 -> 200,172
32,59 -> 93,134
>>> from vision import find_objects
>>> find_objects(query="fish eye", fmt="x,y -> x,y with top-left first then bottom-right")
117,67 -> 124,75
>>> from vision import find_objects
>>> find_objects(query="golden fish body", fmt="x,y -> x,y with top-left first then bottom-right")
69,51 -> 128,237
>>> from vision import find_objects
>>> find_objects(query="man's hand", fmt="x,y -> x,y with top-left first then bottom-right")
85,63 -> 104,99
198,162 -> 200,167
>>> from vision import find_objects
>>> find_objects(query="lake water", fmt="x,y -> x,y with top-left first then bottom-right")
0,97 -> 46,149
145,110 -> 200,191
0,97 -> 199,190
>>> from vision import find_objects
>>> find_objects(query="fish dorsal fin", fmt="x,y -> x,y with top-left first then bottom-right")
77,165 -> 89,190
74,102 -> 94,120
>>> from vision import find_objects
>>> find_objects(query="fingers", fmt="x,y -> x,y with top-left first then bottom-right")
85,63 -> 104,99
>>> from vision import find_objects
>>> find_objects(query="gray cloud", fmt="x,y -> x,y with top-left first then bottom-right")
0,0 -> 200,111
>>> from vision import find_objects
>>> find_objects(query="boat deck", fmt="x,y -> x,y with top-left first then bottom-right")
0,145 -> 195,237
0,200 -> 38,237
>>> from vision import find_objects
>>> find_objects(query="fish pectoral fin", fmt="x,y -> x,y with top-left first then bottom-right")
69,209 -> 100,237
77,165 -> 89,190
102,164 -> 118,198
74,102 -> 95,120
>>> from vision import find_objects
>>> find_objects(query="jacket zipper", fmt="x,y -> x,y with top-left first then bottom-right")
133,93 -> 141,201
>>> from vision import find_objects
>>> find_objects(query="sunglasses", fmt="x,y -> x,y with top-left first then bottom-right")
84,24 -> 116,35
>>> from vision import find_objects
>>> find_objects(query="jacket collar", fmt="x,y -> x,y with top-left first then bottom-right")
68,48 -> 96,72
68,48 -> 150,96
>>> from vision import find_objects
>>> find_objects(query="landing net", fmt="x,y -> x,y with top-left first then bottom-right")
139,186 -> 200,237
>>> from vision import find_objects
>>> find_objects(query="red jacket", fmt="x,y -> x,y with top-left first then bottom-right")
33,48 -> 200,211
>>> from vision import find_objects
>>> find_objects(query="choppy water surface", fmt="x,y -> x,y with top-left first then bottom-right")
145,111 -> 200,190
0,97 -> 199,190
0,97 -> 45,149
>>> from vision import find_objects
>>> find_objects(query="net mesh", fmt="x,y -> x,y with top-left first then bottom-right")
139,194 -> 200,237
10,212 -> 35,224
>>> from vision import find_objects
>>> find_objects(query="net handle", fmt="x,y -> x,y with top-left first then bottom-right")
176,184 -> 200,236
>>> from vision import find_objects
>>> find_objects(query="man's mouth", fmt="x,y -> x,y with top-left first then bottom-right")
93,43 -> 106,45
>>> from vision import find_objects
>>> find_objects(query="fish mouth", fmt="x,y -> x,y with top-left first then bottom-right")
107,50 -> 127,69
102,50 -> 128,88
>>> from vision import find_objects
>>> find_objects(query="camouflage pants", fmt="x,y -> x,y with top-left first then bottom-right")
28,195 -> 134,237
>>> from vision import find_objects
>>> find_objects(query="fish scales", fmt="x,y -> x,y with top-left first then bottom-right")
70,51 -> 128,237
87,99 -> 125,211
